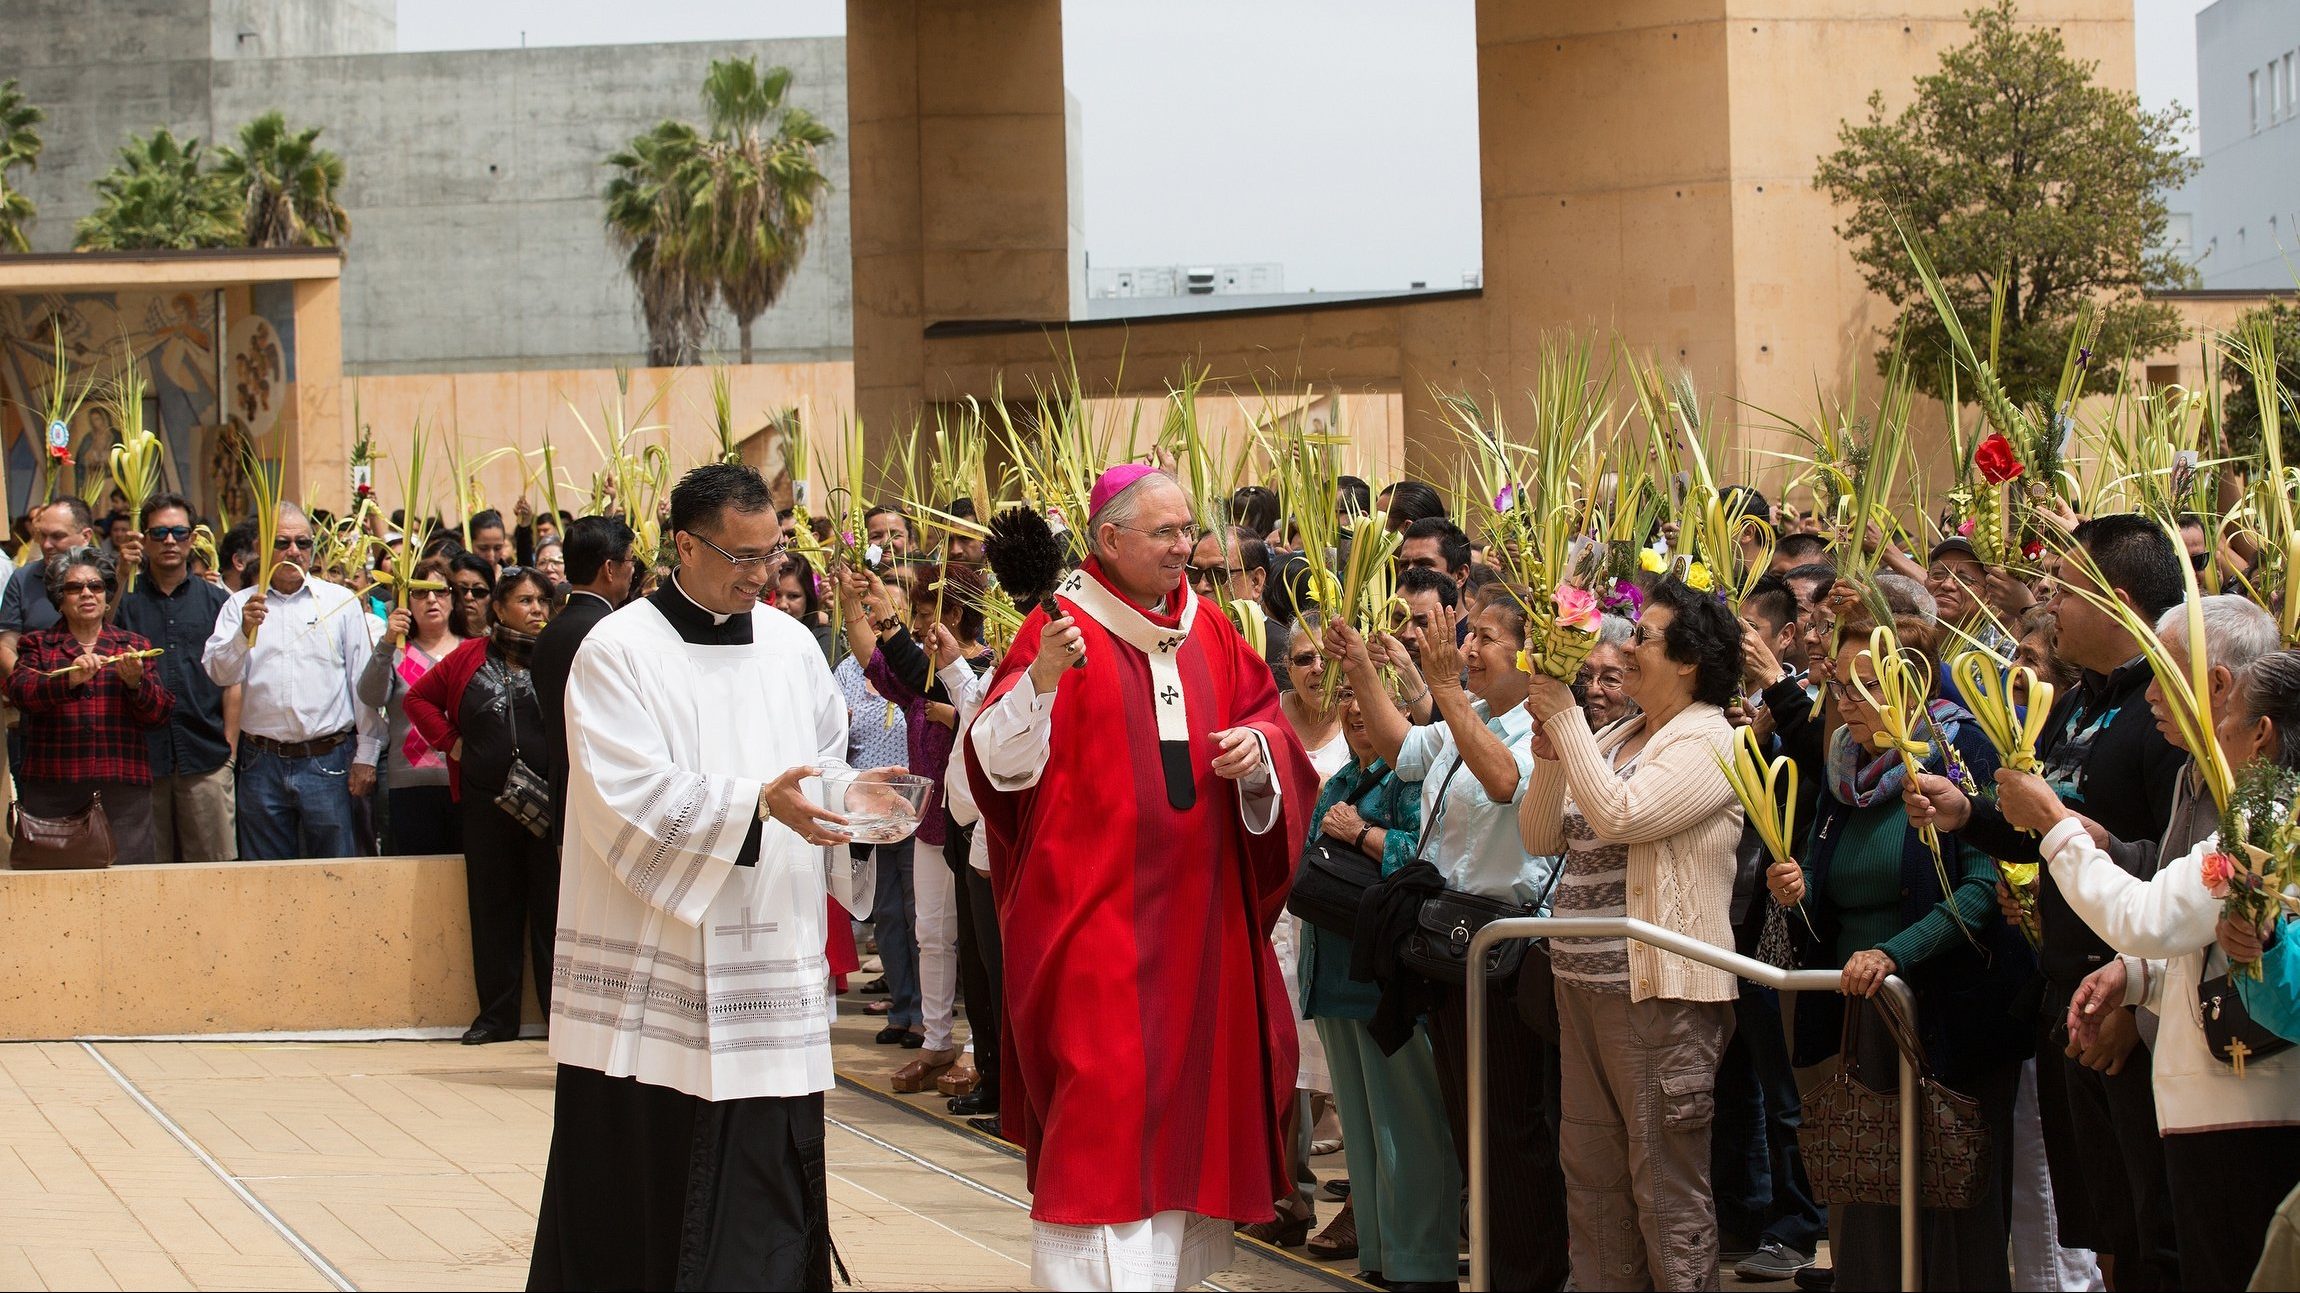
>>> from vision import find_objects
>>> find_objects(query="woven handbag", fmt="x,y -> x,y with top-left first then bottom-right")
1801,995 -> 1990,1210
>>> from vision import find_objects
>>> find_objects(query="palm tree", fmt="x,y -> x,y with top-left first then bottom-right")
691,58 -> 835,364
73,129 -> 240,251
0,79 -> 44,252
215,110 -> 350,247
605,120 -> 713,367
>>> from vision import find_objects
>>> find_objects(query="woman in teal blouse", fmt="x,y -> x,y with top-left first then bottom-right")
1297,682 -> 1459,1290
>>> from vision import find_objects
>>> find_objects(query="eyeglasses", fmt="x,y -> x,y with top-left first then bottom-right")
1186,563 -> 1231,584
1630,623 -> 1666,647
410,587 -> 452,601
685,530 -> 787,569
453,584 -> 490,599
59,578 -> 107,595
1115,523 -> 1202,546
144,525 -> 194,542
273,535 -> 315,551
2191,551 -> 2211,572
1288,652 -> 1321,668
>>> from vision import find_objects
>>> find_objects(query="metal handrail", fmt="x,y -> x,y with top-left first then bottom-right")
1465,916 -> 1920,1293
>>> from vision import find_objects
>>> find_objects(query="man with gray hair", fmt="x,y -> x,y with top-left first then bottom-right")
964,464 -> 1319,1290
202,501 -> 381,859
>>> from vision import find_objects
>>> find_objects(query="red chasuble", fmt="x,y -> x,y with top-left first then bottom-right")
965,559 -> 1317,1227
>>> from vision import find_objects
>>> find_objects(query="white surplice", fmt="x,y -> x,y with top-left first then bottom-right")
550,594 -> 866,1103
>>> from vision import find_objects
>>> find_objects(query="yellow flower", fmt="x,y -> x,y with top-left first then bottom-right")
1638,548 -> 1667,574
1684,561 -> 1714,592
1516,648 -> 1534,675
1998,862 -> 2039,889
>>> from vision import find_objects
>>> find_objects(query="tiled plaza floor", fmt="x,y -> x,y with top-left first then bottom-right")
0,1006 -> 1360,1291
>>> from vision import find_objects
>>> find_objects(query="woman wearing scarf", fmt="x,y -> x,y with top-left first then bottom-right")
1766,610 -> 2033,1290
405,567 -> 558,1045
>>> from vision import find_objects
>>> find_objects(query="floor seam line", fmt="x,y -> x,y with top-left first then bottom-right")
76,1042 -> 360,1293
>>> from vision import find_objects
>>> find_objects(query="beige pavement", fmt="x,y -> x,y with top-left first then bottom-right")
0,1013 -> 1360,1292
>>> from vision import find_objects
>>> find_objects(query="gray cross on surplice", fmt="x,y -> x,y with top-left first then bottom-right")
714,907 -> 779,950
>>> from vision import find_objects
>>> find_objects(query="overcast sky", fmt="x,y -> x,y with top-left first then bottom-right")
396,0 -> 2211,293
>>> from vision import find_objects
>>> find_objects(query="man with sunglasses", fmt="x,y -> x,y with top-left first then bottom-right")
203,501 -> 383,860
115,493 -> 240,862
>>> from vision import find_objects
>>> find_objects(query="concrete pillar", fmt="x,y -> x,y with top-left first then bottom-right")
290,276 -> 345,510
847,0 -> 1075,483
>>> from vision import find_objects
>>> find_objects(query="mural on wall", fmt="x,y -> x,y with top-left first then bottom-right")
0,288 -> 292,524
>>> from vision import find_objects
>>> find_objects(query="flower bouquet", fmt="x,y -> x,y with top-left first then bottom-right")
1517,568 -> 1605,683
2207,762 -> 2300,980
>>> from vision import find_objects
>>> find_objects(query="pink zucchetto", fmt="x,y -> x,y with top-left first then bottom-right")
1088,463 -> 1160,518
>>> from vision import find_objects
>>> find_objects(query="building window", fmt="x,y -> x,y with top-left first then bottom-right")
2254,70 -> 2263,132
2285,53 -> 2294,113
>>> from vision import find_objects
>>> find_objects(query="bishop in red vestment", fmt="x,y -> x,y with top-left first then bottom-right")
965,467 -> 1317,1290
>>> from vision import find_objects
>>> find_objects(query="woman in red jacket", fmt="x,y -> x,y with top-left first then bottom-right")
404,566 -> 555,1045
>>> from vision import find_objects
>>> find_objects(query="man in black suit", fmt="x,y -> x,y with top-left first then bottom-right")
529,515 -> 636,846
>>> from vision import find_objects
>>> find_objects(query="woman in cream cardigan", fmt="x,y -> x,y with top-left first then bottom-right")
1519,576 -> 1745,1292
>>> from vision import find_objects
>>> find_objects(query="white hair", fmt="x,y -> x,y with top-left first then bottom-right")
1596,613 -> 1635,649
2156,594 -> 2281,678
1873,571 -> 1940,624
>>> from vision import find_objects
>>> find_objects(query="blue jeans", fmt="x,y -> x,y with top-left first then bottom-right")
1712,982 -> 1826,1252
236,741 -> 363,861
865,841 -> 921,1028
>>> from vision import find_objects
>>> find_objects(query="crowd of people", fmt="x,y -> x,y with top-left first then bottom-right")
12,427 -> 2300,1293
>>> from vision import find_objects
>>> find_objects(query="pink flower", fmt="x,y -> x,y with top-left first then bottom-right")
1553,582 -> 1602,631
2201,851 -> 2236,900
1957,519 -> 1975,536
1495,485 -> 1516,510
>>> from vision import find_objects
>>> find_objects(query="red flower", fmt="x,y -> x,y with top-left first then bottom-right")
1974,432 -> 2025,486
2022,539 -> 2044,561
47,444 -> 69,463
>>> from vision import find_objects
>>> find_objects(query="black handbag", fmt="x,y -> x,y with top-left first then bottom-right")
1396,760 -> 1537,987
1287,834 -> 1383,936
490,668 -> 553,840
2199,952 -> 2294,1071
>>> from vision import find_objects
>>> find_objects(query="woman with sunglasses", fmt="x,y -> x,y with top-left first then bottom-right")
356,556 -> 466,855
405,567 -> 557,1044
447,552 -> 494,638
5,546 -> 175,864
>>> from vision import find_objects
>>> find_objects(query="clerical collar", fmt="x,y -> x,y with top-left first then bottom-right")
651,574 -> 754,645
568,590 -> 615,610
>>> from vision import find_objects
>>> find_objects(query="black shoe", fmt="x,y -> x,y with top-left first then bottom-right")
860,977 -> 889,995
873,1026 -> 910,1045
947,1091 -> 998,1116
967,1114 -> 1002,1136
1356,1274 -> 1386,1290
461,1023 -> 514,1045
900,1031 -> 926,1049
1322,1177 -> 1351,1201
1793,1266 -> 1834,1292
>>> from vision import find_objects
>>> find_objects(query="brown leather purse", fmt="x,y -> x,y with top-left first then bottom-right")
1801,994 -> 1990,1210
9,792 -> 117,870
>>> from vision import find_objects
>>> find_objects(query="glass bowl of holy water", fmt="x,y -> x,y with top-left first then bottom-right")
821,771 -> 933,844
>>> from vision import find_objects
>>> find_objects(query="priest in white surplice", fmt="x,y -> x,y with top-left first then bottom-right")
529,464 -> 890,1292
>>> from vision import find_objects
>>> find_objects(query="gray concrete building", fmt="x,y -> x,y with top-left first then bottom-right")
4,0 -> 852,373
2182,0 -> 2300,290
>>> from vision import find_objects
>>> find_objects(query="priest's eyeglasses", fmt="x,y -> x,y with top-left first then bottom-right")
1115,523 -> 1203,547
686,530 -> 788,570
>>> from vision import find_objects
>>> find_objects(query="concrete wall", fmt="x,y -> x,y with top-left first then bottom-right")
0,855 -> 536,1039
6,2 -> 854,374
2190,0 -> 2300,289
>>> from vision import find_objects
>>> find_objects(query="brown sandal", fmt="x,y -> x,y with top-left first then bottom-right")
890,1049 -> 959,1093
935,1061 -> 981,1097
1305,1200 -> 1357,1262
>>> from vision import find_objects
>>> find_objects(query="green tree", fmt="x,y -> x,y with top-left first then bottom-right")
2218,301 -> 2300,465
692,58 -> 835,364
605,120 -> 712,367
1814,0 -> 2199,408
215,110 -> 350,248
74,128 -> 240,251
0,80 -> 43,252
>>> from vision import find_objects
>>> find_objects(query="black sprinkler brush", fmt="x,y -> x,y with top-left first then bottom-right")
984,504 -> 1082,669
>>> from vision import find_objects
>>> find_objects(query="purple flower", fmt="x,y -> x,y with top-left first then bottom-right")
1494,485 -> 1516,510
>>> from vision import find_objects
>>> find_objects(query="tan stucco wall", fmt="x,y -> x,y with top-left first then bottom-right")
847,0 -> 2139,477
338,362 -> 856,520
0,855 -> 534,1039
